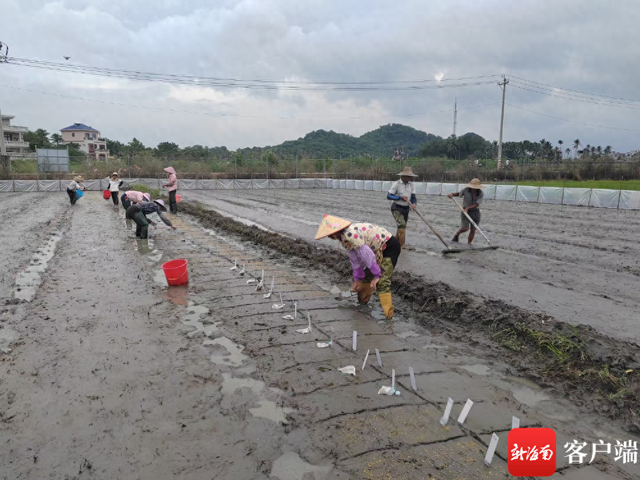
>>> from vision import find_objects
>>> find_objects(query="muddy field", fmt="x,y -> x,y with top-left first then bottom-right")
185,189 -> 640,343
1,191 -> 639,480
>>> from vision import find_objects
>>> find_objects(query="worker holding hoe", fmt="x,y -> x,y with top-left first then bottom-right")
449,178 -> 485,245
387,166 -> 418,249
315,214 -> 401,320
126,199 -> 176,239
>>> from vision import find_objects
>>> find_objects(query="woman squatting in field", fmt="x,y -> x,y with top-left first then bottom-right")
315,214 -> 401,320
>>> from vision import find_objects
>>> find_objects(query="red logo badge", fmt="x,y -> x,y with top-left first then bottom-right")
508,428 -> 557,477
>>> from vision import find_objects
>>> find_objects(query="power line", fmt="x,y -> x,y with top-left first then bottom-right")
506,102 -> 640,132
510,81 -> 640,110
0,83 -> 499,120
510,75 -> 640,104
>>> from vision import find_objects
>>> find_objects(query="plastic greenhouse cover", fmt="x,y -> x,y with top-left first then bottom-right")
589,189 -> 620,208
538,187 -> 563,204
562,188 -> 591,206
516,185 -> 539,202
495,185 -> 517,201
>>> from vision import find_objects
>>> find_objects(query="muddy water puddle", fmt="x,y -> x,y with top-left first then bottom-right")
220,373 -> 294,423
14,232 -> 63,302
205,336 -> 248,366
270,451 -> 332,480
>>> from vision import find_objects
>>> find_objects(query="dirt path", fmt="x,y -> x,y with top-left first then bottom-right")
185,189 -> 640,342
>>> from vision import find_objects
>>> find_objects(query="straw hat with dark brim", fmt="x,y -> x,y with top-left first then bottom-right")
397,166 -> 418,177
74,176 -> 84,182
314,214 -> 352,240
154,199 -> 168,211
111,172 -> 119,178
465,178 -> 485,189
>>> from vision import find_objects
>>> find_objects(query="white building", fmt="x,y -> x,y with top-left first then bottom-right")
1,114 -> 30,157
60,123 -> 109,160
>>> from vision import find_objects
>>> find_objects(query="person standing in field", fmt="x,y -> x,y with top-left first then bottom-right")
126,200 -> 176,239
448,178 -> 485,245
162,167 -> 178,214
387,166 -> 418,249
106,172 -> 123,207
66,176 -> 85,205
315,214 -> 401,321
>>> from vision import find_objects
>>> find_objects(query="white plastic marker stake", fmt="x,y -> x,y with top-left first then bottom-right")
238,264 -> 245,275
230,259 -> 238,271
484,433 -> 500,467
391,369 -> 395,389
440,398 -> 454,426
457,399 -> 474,425
352,331 -> 357,351
361,349 -> 370,371
409,367 -> 417,391
375,348 -> 382,367
255,269 -> 264,290
247,278 -> 257,284
294,302 -> 297,318
296,312 -> 312,334
512,416 -> 520,429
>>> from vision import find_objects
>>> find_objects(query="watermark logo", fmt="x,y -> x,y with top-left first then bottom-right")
508,428 -> 556,477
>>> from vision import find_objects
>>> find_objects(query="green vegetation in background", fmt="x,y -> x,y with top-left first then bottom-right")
10,159 -> 38,174
513,179 -> 640,191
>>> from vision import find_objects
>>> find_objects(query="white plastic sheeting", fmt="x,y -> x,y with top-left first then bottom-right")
269,179 -> 285,189
372,181 -> 383,191
234,179 -> 252,189
354,180 -> 364,190
345,180 -> 355,190
441,183 -> 459,196
179,179 -> 196,190
285,179 -> 301,189
0,181 -> 13,192
496,185 -> 517,201
119,178 -> 141,189
414,182 -> 427,195
539,187 -> 563,204
14,180 -> 37,192
301,179 -> 315,189
197,180 -> 217,190
563,188 -> 591,206
84,180 -> 103,191
339,180 -> 347,189
516,186 -> 539,203
381,181 -> 393,191
619,190 -> 640,210
38,180 -> 60,192
253,179 -> 269,189
332,180 -> 340,189
482,184 -> 497,200
426,183 -> 441,195
314,179 -> 329,188
139,178 -> 161,189
364,180 -> 373,191
589,189 -> 620,209
217,179 -> 234,190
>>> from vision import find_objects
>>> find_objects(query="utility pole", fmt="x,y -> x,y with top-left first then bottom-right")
0,107 -> 6,155
452,97 -> 457,137
497,75 -> 509,170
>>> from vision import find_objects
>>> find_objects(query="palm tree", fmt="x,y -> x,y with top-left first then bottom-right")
50,133 -> 63,146
557,140 -> 564,162
573,139 -> 581,159
565,148 -> 571,157
604,146 -> 612,156
596,146 -> 602,156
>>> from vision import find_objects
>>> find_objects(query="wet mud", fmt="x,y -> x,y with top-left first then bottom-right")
180,201 -> 640,427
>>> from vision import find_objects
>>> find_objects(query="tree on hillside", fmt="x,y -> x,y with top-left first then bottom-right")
105,138 -> 126,157
155,141 -> 180,157
128,137 -> 146,154
24,129 -> 51,150
50,133 -> 63,146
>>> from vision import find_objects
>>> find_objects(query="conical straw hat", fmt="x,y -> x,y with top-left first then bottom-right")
397,166 -> 418,177
314,214 -> 352,240
465,178 -> 485,189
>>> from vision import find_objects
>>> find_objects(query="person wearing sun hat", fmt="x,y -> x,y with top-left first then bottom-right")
448,178 -> 485,245
387,166 -> 418,249
106,172 -> 124,207
162,166 -> 178,214
66,175 -> 86,205
315,214 -> 401,320
126,199 -> 176,239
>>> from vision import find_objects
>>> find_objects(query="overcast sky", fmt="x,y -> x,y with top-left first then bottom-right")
1,0 -> 639,152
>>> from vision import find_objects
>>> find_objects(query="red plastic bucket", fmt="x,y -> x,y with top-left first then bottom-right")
162,259 -> 189,286
175,194 -> 182,203
103,190 -> 111,200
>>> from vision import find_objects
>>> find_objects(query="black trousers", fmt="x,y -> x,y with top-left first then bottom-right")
383,235 -> 402,268
67,188 -> 77,205
111,191 -> 119,206
169,190 -> 177,214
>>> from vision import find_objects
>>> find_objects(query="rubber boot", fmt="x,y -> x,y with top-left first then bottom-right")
357,282 -> 373,304
379,292 -> 394,320
396,229 -> 405,248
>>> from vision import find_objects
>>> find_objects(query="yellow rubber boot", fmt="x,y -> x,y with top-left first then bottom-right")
396,229 -> 405,248
379,292 -> 394,320
357,282 -> 373,304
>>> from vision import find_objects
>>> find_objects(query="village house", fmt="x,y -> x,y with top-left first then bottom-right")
1,114 -> 30,158
60,123 -> 109,160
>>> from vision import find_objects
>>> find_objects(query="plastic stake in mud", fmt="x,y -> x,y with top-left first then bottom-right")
440,398 -> 454,426
484,433 -> 500,467
362,349 -> 370,371
512,416 -> 520,429
457,399 -> 474,425
239,264 -> 245,276
375,348 -> 382,367
230,259 -> 238,271
391,369 -> 395,389
409,367 -> 417,391
352,331 -> 357,351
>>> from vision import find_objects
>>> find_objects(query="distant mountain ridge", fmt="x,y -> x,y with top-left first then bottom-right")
237,123 -> 441,158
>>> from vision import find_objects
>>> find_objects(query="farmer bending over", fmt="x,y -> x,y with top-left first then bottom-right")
315,215 -> 401,321
126,200 -> 176,239
449,178 -> 485,245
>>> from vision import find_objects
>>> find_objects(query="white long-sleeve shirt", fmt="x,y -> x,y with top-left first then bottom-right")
107,178 -> 123,192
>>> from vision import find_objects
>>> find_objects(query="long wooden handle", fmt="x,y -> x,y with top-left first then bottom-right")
414,208 -> 452,250
450,196 -> 493,246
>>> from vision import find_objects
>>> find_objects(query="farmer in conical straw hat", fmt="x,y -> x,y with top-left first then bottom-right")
126,199 -> 176,239
162,166 -> 178,214
315,214 -> 401,320
387,166 -> 418,249
448,178 -> 485,245
66,175 -> 85,205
